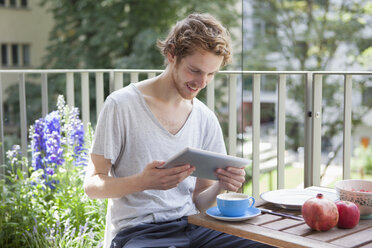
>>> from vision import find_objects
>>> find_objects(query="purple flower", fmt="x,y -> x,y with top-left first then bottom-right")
45,131 -> 64,166
44,111 -> 61,134
6,145 -> 21,165
30,119 -> 46,170
28,96 -> 87,189
45,167 -> 54,176
66,108 -> 87,166
30,112 -> 63,188
64,218 -> 70,233
71,227 -> 76,238
43,111 -> 64,166
44,179 -> 57,190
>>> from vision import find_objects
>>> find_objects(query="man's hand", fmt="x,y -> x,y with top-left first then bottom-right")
139,161 -> 195,191
215,166 -> 246,192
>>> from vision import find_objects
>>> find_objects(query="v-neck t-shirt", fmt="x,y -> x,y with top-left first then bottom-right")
91,83 -> 226,241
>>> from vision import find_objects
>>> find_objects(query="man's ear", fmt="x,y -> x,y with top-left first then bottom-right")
167,52 -> 176,64
166,45 -> 176,64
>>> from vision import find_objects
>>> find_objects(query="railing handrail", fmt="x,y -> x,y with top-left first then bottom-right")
0,69 -> 164,74
1,69 -> 371,75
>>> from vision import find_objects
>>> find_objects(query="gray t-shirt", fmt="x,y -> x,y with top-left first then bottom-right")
91,83 -> 226,243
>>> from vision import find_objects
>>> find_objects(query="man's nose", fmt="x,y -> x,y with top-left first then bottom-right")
198,74 -> 208,88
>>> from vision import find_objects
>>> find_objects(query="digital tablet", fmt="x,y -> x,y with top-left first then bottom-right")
158,147 -> 251,180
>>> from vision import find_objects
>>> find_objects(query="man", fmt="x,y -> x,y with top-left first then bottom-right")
84,13 -> 272,248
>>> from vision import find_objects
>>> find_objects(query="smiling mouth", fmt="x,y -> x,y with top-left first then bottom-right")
186,83 -> 198,92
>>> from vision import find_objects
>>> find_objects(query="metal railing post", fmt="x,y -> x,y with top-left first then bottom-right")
0,73 -> 4,177
147,72 -> 156,79
343,75 -> 352,179
95,72 -> 104,119
228,74 -> 237,156
304,72 -> 313,187
206,80 -> 215,112
311,74 -> 323,186
81,72 -> 90,131
66,72 -> 75,108
114,72 -> 123,91
277,75 -> 286,189
19,73 -> 27,172
252,74 -> 261,198
109,71 -> 114,93
130,72 -> 139,83
41,73 -> 48,117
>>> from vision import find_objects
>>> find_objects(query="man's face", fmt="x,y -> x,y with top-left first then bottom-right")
170,50 -> 223,100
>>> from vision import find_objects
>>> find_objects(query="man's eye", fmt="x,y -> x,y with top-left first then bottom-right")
190,69 -> 199,73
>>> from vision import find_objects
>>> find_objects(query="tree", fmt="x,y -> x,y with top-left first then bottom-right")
244,0 -> 372,71
243,0 -> 372,179
39,0 -> 240,69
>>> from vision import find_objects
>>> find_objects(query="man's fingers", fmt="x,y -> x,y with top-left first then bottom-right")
216,171 -> 245,184
227,166 -> 246,176
217,167 -> 245,176
219,181 -> 240,192
217,174 -> 243,188
164,164 -> 194,175
216,168 -> 245,183
150,160 -> 166,168
161,167 -> 194,186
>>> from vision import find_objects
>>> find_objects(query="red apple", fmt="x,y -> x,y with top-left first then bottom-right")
335,200 -> 360,229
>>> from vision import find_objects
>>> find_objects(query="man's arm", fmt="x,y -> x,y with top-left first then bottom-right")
192,178 -> 224,212
192,166 -> 246,212
84,153 -> 196,199
84,154 -> 143,199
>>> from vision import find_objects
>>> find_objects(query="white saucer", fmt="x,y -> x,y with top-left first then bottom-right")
206,206 -> 261,221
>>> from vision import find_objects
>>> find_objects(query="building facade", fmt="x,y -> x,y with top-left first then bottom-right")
0,0 -> 53,69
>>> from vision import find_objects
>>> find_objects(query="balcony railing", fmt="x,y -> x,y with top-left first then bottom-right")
0,69 -> 371,198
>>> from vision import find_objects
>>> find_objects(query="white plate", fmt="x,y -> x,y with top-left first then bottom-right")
260,189 -> 337,210
206,206 -> 261,221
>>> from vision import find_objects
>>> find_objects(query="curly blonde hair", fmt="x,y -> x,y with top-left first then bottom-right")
157,13 -> 232,67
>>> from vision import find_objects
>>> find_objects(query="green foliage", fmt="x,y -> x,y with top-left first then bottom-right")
0,101 -> 106,247
0,165 -> 105,247
352,144 -> 372,173
244,0 -> 372,153
245,0 -> 371,71
243,165 -> 304,194
39,0 -> 240,70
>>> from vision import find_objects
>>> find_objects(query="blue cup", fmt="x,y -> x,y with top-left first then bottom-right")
217,193 -> 255,217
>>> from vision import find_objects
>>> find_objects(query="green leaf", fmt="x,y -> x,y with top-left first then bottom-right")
16,168 -> 24,180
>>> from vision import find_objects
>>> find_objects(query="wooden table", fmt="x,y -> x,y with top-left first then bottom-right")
188,187 -> 372,248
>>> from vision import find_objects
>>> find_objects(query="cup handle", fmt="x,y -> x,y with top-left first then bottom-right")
248,197 -> 255,208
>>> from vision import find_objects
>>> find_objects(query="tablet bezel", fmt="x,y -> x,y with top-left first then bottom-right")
158,147 -> 251,180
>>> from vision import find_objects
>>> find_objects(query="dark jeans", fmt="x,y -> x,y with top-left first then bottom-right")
111,217 -> 275,248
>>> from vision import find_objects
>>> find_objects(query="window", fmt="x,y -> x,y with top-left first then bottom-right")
1,43 -> 31,67
1,44 -> 7,66
11,44 -> 18,66
21,0 -> 27,7
9,0 -> 16,7
22,44 -> 30,65
1,0 -> 29,8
